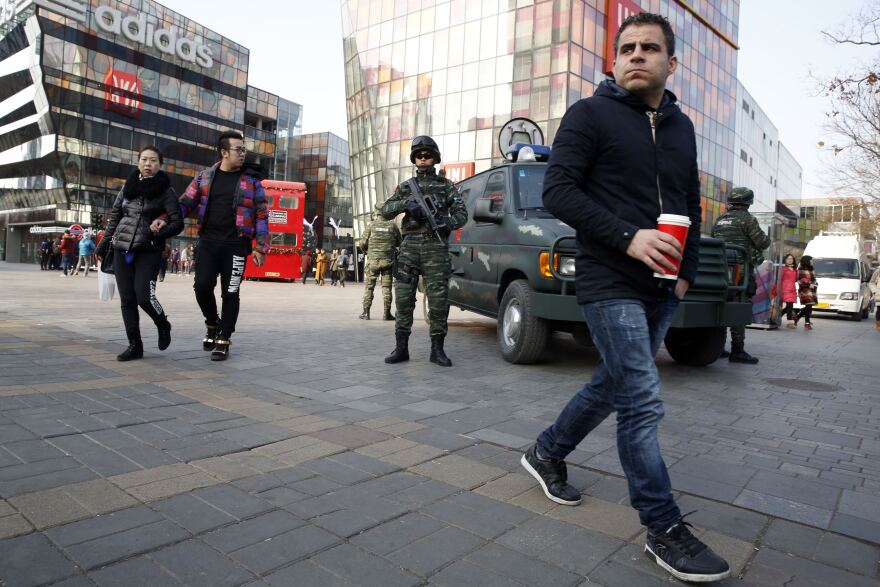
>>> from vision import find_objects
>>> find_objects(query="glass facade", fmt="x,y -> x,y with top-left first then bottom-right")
342,0 -> 741,235
290,132 -> 354,251
0,0 -> 318,262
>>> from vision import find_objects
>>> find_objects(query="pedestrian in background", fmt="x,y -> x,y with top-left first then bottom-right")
794,255 -> 817,330
59,230 -> 77,276
315,249 -> 328,285
711,186 -> 771,364
519,13 -> 729,583
170,246 -> 180,274
159,242 -> 171,282
337,249 -> 349,287
779,254 -> 798,328
359,202 -> 401,321
95,145 -> 182,361
50,237 -> 61,270
329,249 -> 340,286
869,266 -> 880,330
180,245 -> 192,274
38,237 -> 50,270
74,233 -> 96,277
301,248 -> 312,284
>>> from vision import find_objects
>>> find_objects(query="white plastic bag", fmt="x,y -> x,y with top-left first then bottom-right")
98,268 -> 115,301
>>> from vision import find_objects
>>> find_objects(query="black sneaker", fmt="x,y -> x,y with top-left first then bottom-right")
520,444 -> 582,506
646,519 -> 730,583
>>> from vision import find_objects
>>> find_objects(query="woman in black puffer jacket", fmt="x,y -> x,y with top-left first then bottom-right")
96,146 -> 183,361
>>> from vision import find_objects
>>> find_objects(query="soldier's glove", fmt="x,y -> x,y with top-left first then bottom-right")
437,221 -> 451,239
405,199 -> 425,221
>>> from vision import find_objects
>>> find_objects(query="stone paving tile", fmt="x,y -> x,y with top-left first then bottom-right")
734,489 -> 833,528
762,518 -> 825,559
352,512 -> 447,555
203,509 -> 307,553
264,560 -> 353,587
409,454 -> 507,489
474,472 -> 538,501
428,559 -> 525,586
465,543 -> 582,587
387,525 -> 486,576
676,494 -> 770,542
0,532 -> 81,586
150,539 -> 257,586
744,547 -> 880,587
546,496 -> 644,540
150,493 -> 237,534
230,524 -> 342,575
310,543 -> 421,587
379,443 -> 447,468
309,424 -> 393,449
89,555 -> 183,586
812,532 -> 880,577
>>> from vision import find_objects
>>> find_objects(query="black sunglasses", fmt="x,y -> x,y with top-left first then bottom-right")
414,152 -> 434,160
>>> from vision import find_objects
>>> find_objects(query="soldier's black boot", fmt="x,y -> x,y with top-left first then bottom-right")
429,335 -> 452,367
383,304 -> 395,321
359,307 -> 370,320
384,330 -> 409,364
156,315 -> 171,351
117,330 -> 144,362
203,318 -> 219,351
728,344 -> 758,364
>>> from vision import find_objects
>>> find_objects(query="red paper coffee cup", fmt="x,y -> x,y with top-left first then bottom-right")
653,213 -> 691,280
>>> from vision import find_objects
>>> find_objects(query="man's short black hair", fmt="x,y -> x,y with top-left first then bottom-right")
217,130 -> 244,156
614,12 -> 676,57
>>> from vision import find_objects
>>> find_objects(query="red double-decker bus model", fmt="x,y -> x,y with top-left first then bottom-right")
244,180 -> 306,281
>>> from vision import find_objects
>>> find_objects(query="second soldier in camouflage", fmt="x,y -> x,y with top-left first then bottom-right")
381,136 -> 468,367
359,202 -> 402,320
711,186 -> 771,364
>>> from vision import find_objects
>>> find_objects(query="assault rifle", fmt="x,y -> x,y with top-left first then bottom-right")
405,178 -> 447,243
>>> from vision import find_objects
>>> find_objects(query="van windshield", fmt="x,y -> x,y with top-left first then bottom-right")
813,258 -> 859,279
512,165 -> 547,210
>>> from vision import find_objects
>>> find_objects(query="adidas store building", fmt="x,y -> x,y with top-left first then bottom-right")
0,0 -> 266,263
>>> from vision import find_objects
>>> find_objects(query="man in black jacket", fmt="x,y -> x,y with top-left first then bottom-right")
519,13 -> 729,583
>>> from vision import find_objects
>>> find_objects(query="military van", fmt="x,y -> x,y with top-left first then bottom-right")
433,119 -> 753,366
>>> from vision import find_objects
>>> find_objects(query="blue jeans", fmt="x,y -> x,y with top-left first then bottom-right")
62,254 -> 75,275
537,296 -> 681,533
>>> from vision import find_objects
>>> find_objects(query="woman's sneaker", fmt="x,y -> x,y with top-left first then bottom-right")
211,338 -> 230,361
646,520 -> 730,583
520,444 -> 582,506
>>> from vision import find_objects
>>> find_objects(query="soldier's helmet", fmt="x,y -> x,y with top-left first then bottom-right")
410,136 -> 442,164
729,187 -> 754,207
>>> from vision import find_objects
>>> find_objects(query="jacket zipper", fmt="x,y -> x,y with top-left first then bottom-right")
647,111 -> 663,214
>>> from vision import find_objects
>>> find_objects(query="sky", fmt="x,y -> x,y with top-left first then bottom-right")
161,0 -> 876,198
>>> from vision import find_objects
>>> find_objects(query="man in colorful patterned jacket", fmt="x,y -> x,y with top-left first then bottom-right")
154,130 -> 269,361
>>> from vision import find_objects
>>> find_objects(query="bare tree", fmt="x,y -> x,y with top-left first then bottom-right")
818,2 -> 880,240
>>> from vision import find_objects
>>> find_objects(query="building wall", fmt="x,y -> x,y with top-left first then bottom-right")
342,0 -> 741,236
291,132 -> 353,251
732,81 -> 803,213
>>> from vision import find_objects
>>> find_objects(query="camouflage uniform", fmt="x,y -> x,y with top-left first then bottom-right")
381,171 -> 468,339
711,187 -> 771,362
360,205 -> 402,319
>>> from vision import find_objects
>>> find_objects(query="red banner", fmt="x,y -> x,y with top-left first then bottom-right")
440,162 -> 476,184
604,0 -> 644,74
103,69 -> 142,119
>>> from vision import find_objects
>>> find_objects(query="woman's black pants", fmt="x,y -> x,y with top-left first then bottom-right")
114,250 -> 166,342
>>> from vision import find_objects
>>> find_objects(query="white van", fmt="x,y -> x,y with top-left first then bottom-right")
801,233 -> 872,321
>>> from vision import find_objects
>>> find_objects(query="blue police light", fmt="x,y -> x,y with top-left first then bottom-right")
504,143 -> 551,162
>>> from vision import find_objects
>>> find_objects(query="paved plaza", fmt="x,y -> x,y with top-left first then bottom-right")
0,261 -> 878,586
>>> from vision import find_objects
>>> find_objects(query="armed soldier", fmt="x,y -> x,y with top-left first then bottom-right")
712,186 -> 771,364
359,202 -> 402,320
381,136 -> 468,367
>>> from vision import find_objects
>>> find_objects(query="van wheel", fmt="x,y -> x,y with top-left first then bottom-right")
861,305 -> 870,319
849,310 -> 863,321
664,326 -> 725,366
497,280 -> 549,364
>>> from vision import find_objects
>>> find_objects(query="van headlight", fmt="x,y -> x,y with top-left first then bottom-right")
840,292 -> 858,300
559,256 -> 576,276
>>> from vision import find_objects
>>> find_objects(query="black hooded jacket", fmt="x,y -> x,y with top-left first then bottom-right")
542,79 -> 702,304
99,170 -> 183,254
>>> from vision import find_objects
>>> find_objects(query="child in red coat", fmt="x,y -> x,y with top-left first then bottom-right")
779,254 -> 798,328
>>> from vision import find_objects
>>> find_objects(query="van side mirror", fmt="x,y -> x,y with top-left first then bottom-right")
474,198 -> 504,223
